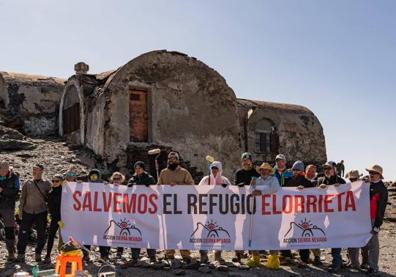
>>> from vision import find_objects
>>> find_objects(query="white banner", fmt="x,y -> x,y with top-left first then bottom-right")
61,181 -> 372,250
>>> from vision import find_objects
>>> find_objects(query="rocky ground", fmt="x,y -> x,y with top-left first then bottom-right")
0,125 -> 395,276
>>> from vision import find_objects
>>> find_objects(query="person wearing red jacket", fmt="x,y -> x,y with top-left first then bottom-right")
363,165 -> 388,274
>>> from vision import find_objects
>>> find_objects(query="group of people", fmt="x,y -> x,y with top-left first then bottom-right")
0,151 -> 388,275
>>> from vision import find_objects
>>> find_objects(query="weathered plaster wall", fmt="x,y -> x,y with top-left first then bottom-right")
85,90 -> 106,156
0,72 -> 64,136
237,99 -> 327,165
101,51 -> 242,178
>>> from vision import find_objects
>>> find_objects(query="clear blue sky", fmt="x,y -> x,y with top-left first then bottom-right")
1,0 -> 395,180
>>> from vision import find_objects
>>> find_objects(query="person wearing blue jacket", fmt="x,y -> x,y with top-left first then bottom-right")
246,162 -> 281,269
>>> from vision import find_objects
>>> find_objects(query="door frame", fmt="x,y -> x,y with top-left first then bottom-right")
128,85 -> 152,143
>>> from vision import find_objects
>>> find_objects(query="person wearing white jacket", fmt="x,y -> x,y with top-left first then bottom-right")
198,161 -> 231,265
198,161 -> 232,187
247,162 -> 281,269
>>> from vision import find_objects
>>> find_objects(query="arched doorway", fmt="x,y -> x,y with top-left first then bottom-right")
59,83 -> 84,145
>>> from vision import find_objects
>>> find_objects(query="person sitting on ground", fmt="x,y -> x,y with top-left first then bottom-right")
44,174 -> 64,264
246,162 -> 281,269
198,161 -> 231,265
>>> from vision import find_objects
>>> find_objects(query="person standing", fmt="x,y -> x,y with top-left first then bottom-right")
362,165 -> 388,274
286,161 -> 317,266
234,152 -> 260,187
198,161 -> 231,264
336,160 -> 345,177
317,161 -> 346,273
126,163 -> 157,265
273,154 -> 293,260
0,161 -> 20,262
44,174 -> 64,264
158,152 -> 194,264
87,169 -> 111,261
303,164 -> 322,265
17,164 -> 51,263
233,152 -> 259,263
273,154 -> 293,186
245,162 -> 281,269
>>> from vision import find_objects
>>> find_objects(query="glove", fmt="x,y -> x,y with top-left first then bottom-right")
58,221 -> 65,229
319,184 -> 327,189
17,208 -> 22,220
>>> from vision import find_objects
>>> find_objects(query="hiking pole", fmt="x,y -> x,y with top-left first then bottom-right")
248,177 -> 257,248
148,148 -> 161,182
205,155 -> 215,185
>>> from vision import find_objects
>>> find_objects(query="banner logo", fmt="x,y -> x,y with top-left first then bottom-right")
103,218 -> 143,243
190,219 -> 231,244
283,218 -> 326,244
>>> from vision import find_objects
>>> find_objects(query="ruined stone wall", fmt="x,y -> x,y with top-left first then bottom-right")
85,89 -> 106,156
0,72 -> 64,136
237,99 -> 327,165
101,51 -> 242,178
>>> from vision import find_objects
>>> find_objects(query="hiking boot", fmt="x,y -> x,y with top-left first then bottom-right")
265,254 -> 280,270
35,253 -> 42,263
5,240 -> 16,262
182,255 -> 192,264
367,268 -> 379,275
126,258 -> 138,267
200,252 -> 209,264
328,264 -> 341,273
313,255 -> 322,266
44,255 -> 51,264
297,260 -> 308,268
361,263 -> 370,271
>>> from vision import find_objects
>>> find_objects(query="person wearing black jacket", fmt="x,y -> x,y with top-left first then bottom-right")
126,161 -> 156,266
317,161 -> 346,273
234,152 -> 260,187
83,169 -> 110,262
233,153 -> 259,263
286,161 -> 316,266
44,174 -> 63,263
127,161 -> 156,187
362,165 -> 388,274
0,161 -> 20,262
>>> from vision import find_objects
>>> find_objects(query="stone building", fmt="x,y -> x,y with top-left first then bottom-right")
237,99 -> 326,165
0,72 -> 64,136
1,50 -> 326,180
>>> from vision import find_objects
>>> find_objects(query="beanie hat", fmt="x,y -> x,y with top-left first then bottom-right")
292,161 -> 305,172
134,161 -> 145,170
241,152 -> 253,160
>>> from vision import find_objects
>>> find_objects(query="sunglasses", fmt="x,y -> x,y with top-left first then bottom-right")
52,180 -> 61,183
113,177 -> 121,181
369,171 -> 379,176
